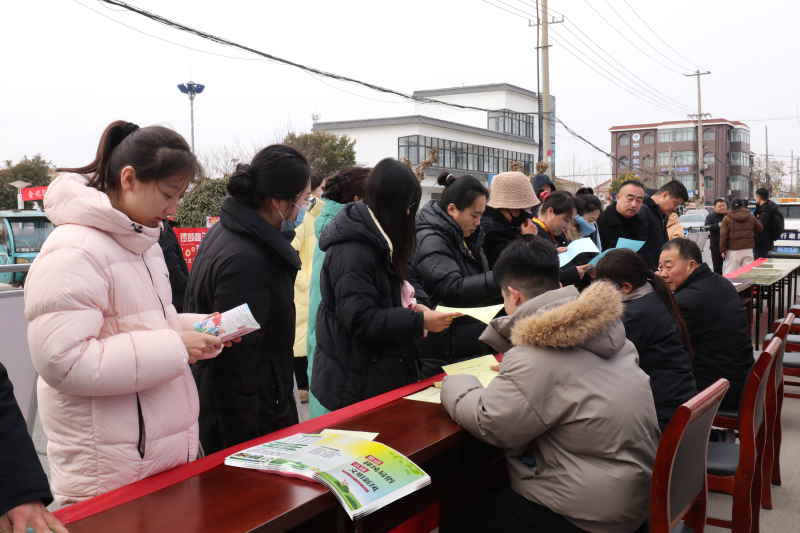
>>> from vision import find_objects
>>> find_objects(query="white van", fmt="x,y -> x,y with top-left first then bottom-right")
773,198 -> 800,256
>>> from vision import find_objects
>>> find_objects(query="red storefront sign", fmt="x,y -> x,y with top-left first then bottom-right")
173,228 -> 208,271
21,186 -> 48,201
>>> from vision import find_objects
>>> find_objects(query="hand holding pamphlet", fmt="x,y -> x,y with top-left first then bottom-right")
435,304 -> 504,324
194,304 -> 260,343
225,433 -> 430,520
405,354 -> 501,404
587,238 -> 646,268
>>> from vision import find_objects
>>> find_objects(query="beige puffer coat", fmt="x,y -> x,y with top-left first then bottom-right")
441,282 -> 660,533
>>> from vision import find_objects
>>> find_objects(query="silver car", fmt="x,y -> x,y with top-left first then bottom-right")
678,213 -> 707,233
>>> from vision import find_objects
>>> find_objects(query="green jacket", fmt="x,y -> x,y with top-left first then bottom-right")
307,199 -> 343,417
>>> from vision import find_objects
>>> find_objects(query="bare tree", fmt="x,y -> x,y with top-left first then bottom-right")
752,156 -> 789,196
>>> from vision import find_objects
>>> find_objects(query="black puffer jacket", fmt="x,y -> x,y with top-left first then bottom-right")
622,286 -> 697,432
705,211 -> 725,250
754,200 -> 779,251
185,196 -> 301,454
311,200 -> 427,411
480,206 -> 522,268
412,200 -> 500,377
596,203 -> 650,267
0,362 -> 52,516
673,263 -> 753,411
158,219 -> 190,312
639,196 -> 669,271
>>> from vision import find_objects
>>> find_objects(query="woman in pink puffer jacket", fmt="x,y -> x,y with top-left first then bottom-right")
25,121 -> 227,504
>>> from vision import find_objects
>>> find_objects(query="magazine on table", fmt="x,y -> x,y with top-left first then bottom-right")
225,433 -> 430,520
193,303 -> 260,343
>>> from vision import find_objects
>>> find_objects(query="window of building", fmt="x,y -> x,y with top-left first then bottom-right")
703,152 -> 715,166
619,156 -> 630,168
398,135 -> 536,174
657,151 -> 697,166
643,132 -> 654,144
657,127 -> 696,143
728,175 -> 750,191
730,128 -> 750,144
704,176 -> 714,193
678,175 -> 696,192
642,155 -> 653,167
618,134 -> 630,146
729,151 -> 750,167
487,110 -> 536,139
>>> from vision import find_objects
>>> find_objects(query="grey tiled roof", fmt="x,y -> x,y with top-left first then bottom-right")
312,115 -> 538,146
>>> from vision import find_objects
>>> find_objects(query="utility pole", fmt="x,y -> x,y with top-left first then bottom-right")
529,4 -> 562,172
669,146 -> 675,183
684,70 -> 711,204
765,126 -> 770,194
791,150 -> 794,194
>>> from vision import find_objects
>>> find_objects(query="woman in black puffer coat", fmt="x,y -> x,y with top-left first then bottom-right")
310,159 -> 460,412
596,249 -> 697,432
413,173 -> 502,378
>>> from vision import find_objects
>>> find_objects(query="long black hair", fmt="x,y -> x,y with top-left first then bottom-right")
595,248 -> 693,356
539,190 -> 576,216
436,171 -> 489,211
226,144 -> 310,209
59,120 -> 201,193
322,166 -> 370,204
365,158 -> 422,280
575,193 -> 602,216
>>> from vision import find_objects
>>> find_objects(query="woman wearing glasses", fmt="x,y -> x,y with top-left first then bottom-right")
311,159 -> 460,412
184,145 -> 310,454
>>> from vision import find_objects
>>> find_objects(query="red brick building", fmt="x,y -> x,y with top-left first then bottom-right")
609,119 -> 753,204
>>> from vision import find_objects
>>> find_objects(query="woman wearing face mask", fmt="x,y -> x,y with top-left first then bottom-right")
479,171 -> 540,269
25,120 -> 227,504
532,191 -> 592,287
184,145 -> 310,454
412,172 -> 502,378
311,159 -> 460,411
565,193 -> 603,251
596,249 -> 697,432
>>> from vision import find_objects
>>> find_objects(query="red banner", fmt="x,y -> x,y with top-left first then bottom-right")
173,228 -> 208,271
21,186 -> 48,201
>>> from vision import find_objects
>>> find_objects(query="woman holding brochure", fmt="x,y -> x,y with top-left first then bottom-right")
25,121 -> 229,504
532,192 -> 593,288
185,145 -> 310,454
412,172 -> 501,378
311,159 -> 461,412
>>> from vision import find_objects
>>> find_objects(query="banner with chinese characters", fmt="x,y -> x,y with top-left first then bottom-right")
779,230 -> 800,241
206,216 -> 220,228
173,228 -> 208,271
21,186 -> 48,202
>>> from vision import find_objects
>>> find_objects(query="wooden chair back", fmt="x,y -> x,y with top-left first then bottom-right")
650,379 -> 730,533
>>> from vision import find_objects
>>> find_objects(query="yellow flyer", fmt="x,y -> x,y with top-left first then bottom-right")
442,354 -> 499,388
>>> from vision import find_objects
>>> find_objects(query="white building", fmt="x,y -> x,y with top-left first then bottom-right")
312,83 -> 556,202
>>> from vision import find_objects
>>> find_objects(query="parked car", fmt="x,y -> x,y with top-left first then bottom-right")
773,198 -> 800,257
0,210 -> 55,285
678,213 -> 707,233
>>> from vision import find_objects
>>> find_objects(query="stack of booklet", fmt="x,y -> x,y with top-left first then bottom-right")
225,433 -> 431,520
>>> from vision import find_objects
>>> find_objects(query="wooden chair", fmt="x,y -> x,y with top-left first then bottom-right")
773,307 -> 800,400
649,379 -> 730,533
706,347 -> 774,533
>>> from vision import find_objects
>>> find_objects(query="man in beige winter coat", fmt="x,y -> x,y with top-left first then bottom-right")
441,238 -> 660,533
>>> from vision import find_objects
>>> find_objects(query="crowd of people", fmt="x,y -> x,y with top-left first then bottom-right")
1,120 -> 774,533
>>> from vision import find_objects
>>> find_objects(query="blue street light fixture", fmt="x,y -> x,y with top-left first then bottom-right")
177,80 -> 205,152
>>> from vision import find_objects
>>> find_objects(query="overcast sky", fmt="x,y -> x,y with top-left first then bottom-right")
2,0 -> 798,183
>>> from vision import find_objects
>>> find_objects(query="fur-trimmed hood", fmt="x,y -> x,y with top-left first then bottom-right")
480,282 -> 627,358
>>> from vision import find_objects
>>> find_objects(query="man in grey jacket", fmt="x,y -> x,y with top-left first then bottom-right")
441,239 -> 660,533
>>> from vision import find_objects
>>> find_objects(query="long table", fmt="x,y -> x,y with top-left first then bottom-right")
58,377 -> 506,533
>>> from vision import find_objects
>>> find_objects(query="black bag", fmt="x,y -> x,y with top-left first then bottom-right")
772,210 -> 785,241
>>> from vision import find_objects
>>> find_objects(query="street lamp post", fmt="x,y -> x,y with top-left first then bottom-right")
177,81 -> 205,152
9,181 -> 30,210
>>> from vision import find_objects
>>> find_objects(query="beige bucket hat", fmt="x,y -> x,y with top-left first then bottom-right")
487,172 -> 540,210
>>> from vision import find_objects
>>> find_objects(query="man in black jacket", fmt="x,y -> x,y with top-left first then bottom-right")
0,362 -> 68,533
596,180 -> 649,262
639,181 -> 688,269
705,199 -> 727,274
754,188 -> 779,259
158,219 -> 190,312
657,238 -> 752,410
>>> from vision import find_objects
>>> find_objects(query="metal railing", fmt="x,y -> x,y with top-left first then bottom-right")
0,263 -> 31,273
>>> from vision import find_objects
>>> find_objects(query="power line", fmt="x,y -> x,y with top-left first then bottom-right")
92,0 -> 667,178
620,0 -> 706,71
600,0 -> 696,72
483,1 -> 691,114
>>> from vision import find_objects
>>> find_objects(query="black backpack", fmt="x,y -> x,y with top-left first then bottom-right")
771,209 -> 785,241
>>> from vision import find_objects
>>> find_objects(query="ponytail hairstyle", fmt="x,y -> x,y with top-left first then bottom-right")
364,158 -> 422,281
58,120 -> 201,193
575,193 -> 602,216
539,190 -> 576,216
322,166 -> 370,204
595,248 -> 693,357
226,145 -> 310,208
436,171 -> 489,211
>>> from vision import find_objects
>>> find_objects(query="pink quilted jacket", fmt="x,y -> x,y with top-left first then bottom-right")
25,173 -> 215,504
